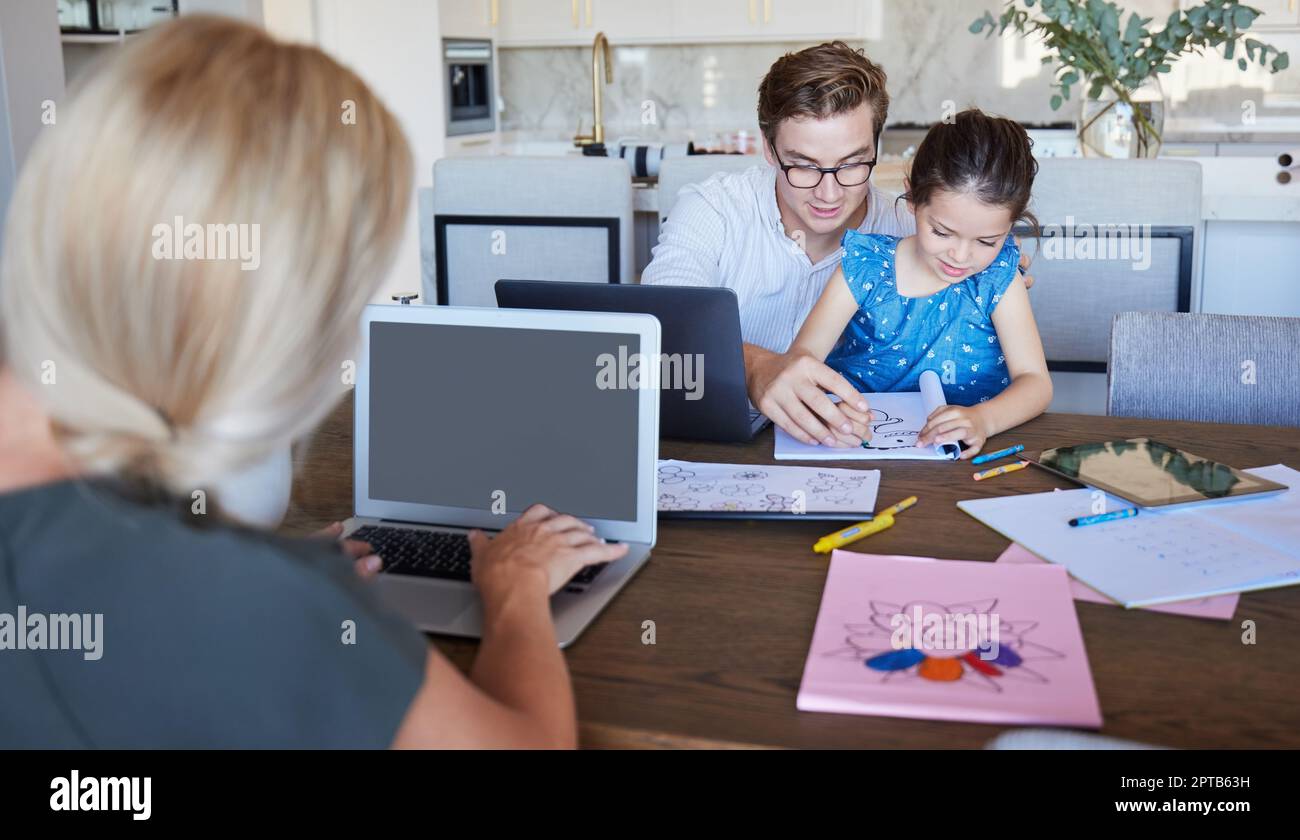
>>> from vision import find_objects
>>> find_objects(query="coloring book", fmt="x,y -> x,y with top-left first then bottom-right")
797,551 -> 1102,728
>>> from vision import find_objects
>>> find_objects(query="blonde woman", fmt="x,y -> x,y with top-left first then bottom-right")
0,16 -> 624,748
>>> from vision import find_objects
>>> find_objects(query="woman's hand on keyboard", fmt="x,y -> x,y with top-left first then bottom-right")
469,504 -> 629,600
316,520 -> 383,579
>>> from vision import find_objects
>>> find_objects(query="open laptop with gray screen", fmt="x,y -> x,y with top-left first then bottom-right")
343,304 -> 659,647
495,280 -> 769,442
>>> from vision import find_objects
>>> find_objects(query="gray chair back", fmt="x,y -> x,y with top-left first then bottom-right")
1020,159 -> 1202,371
427,156 -> 634,306
657,154 -> 763,224
1108,311 -> 1300,426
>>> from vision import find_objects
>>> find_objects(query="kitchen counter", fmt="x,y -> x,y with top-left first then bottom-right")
1192,156 -> 1299,222
1162,117 -> 1300,145
637,157 -> 1298,221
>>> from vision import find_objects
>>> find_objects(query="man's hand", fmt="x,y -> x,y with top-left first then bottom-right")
745,344 -> 872,447
1012,236 -> 1035,289
917,404 -> 992,460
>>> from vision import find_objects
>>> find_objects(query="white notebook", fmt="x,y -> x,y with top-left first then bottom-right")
957,465 -> 1300,607
774,370 -> 960,461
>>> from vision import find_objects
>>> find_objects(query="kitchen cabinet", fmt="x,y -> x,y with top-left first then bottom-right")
1201,221 -> 1300,317
1192,157 -> 1300,318
668,0 -> 876,44
761,0 -> 880,42
495,0 -> 606,45
1163,141 -> 1299,157
489,0 -> 878,46
444,134 -> 499,157
496,0 -> 674,45
440,0 -> 496,39
1215,142 -> 1297,157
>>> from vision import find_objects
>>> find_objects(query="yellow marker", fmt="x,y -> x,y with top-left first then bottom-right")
813,514 -> 895,554
878,496 -> 918,518
973,459 -> 1031,481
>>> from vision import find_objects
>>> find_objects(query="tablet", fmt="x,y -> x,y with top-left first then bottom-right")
1026,438 -> 1289,509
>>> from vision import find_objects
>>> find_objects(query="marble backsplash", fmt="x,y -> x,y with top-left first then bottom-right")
498,0 -> 1300,144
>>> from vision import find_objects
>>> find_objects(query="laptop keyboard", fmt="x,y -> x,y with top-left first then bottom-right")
348,525 -> 608,590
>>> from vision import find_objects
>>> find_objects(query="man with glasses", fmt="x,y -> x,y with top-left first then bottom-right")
643,42 -> 1030,448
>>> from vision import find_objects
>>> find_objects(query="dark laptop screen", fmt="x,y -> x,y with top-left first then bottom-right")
368,321 -> 641,522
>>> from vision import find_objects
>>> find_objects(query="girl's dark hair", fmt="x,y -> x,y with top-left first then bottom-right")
903,109 -> 1039,236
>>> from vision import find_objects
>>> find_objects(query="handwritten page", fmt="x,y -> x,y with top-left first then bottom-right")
797,551 -> 1102,728
958,466 -> 1300,607
657,460 -> 879,515
774,370 -> 959,461
996,543 -> 1239,620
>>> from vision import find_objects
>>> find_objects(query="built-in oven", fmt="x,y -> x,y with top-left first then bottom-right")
444,39 -> 495,137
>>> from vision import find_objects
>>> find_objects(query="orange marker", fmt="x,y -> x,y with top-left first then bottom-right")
973,460 -> 1030,481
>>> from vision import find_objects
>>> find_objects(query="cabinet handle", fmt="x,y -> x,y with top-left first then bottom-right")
764,0 -> 771,23
586,0 -> 592,27
749,0 -> 756,24
459,138 -> 491,147
572,0 -> 579,28
490,0 -> 498,27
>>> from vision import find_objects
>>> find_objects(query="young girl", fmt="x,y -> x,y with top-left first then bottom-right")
791,109 -> 1052,460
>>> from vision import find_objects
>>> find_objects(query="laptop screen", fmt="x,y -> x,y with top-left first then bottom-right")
368,321 -> 641,522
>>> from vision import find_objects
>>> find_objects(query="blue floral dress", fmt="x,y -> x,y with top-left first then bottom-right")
825,230 -> 1020,406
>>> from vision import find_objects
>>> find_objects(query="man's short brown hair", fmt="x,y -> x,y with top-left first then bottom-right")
757,41 -> 890,149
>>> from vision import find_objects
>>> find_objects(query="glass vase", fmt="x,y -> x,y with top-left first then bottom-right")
1077,75 -> 1166,159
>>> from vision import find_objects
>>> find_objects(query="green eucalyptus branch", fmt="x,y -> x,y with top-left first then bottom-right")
970,0 -> 1290,117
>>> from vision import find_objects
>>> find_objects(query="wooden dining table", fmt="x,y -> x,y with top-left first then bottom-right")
282,394 -> 1300,749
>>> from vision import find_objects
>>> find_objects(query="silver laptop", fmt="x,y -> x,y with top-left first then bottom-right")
343,304 -> 660,647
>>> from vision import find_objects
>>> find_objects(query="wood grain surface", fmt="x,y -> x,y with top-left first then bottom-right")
282,394 -> 1300,749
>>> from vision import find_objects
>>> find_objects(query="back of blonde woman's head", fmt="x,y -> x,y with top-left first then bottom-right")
0,15 -> 412,497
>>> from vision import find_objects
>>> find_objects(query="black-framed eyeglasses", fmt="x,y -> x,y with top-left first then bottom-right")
771,143 -> 877,189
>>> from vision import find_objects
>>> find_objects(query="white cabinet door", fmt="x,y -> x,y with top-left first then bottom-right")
670,0 -> 760,43
590,0 -> 676,43
498,0 -> 676,45
760,0 -> 867,41
1201,220 -> 1300,316
499,0 -> 877,45
496,0 -> 587,45
440,0 -> 495,40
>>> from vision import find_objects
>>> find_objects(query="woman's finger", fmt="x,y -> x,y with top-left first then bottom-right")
338,538 -> 373,560
572,541 -> 629,566
354,554 -> 382,579
517,503 -> 554,523
542,514 -> 595,535
314,521 -> 344,539
559,529 -> 602,547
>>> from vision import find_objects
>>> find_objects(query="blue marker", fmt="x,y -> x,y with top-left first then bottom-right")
971,444 -> 1025,465
1069,507 -> 1139,527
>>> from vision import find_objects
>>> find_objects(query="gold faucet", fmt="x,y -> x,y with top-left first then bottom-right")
573,32 -> 613,147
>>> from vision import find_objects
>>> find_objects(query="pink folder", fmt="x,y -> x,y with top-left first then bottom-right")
797,551 -> 1103,728
995,543 -> 1239,620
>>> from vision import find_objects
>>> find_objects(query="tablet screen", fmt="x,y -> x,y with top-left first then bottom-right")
1028,438 -> 1289,508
